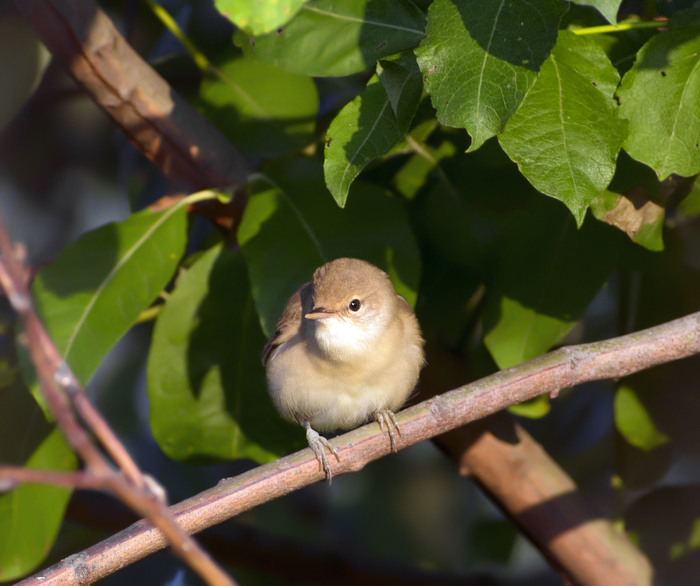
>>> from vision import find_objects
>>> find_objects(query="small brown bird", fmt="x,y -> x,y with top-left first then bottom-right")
262,258 -> 425,481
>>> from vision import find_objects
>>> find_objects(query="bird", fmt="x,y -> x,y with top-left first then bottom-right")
262,258 -> 425,481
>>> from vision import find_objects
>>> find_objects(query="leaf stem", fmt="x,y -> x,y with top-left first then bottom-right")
142,0 -> 211,74
573,19 -> 667,36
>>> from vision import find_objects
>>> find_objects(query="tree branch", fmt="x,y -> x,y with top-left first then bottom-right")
20,310 -> 700,585
437,414 -> 652,586
0,219 -> 236,586
14,0 -> 250,192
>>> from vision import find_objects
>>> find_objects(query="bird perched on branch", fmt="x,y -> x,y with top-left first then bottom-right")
262,258 -> 425,481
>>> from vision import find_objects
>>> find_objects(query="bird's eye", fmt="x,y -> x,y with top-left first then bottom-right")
348,299 -> 361,312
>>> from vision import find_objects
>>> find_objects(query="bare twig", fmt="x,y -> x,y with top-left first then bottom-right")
0,218 -> 236,586
20,310 -> 700,585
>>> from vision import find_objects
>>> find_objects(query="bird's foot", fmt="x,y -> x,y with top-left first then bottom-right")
375,409 -> 401,452
304,423 -> 340,483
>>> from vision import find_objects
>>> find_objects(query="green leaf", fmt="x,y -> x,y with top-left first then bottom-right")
394,140 -> 457,199
0,428 -> 76,582
499,31 -> 626,226
324,75 -> 405,206
590,190 -> 664,251
509,394 -> 551,419
415,0 -> 566,152
32,202 -> 188,388
618,15 -> 700,180
214,0 -> 307,35
239,158 -> 420,337
235,0 -> 426,77
570,0 -> 621,23
377,51 -> 423,131
615,385 -> 669,451
148,245 -> 300,462
483,196 -> 619,369
199,57 -> 318,158
0,10 -> 50,135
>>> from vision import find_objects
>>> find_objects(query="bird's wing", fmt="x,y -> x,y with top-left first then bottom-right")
261,283 -> 309,366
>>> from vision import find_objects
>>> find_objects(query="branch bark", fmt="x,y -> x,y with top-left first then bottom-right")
437,414 -> 652,586
14,0 -> 250,192
21,310 -> 700,585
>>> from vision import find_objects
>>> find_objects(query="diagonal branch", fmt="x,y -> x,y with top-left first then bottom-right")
14,0 -> 250,192
20,310 -> 700,585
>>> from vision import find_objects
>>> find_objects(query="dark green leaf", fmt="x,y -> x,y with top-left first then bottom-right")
199,57 -> 318,158
235,0 -> 426,77
570,0 -> 621,23
0,10 -> 50,135
324,75 -> 404,206
238,158 -> 420,336
214,0 -> 306,35
499,31 -> 626,226
509,394 -> 551,419
618,16 -> 700,180
0,428 -> 76,582
377,51 -> 423,131
415,0 -> 566,152
147,244 -> 301,462
31,201 -> 188,388
483,196 -> 619,369
393,140 -> 457,199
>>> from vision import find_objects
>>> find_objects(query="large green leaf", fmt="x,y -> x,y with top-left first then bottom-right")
324,71 -> 420,206
32,202 -> 188,388
0,428 -> 76,582
499,31 -> 626,226
199,57 -> 318,158
618,14 -> 700,180
238,157 -> 420,337
415,0 -> 566,152
148,245 -> 300,462
214,0 -> 307,35
570,0 -> 621,23
615,384 -> 669,451
235,0 -> 426,77
483,195 -> 620,369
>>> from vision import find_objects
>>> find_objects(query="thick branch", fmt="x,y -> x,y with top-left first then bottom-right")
22,311 -> 700,585
15,0 -> 250,191
437,414 -> 652,586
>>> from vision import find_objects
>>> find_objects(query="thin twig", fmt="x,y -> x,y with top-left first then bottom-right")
0,217 -> 236,586
19,310 -> 700,585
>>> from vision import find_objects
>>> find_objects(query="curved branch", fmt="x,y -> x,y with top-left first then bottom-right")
21,311 -> 700,585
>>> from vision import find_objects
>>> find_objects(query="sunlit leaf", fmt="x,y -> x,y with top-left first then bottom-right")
415,0 -> 566,152
214,0 -> 306,35
235,0 -> 426,77
618,13 -> 700,180
324,75 -> 405,206
32,202 -> 188,388
615,385 -> 669,451
570,0 -> 621,23
499,31 -> 626,226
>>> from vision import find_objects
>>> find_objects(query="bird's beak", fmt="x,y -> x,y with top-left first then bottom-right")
305,307 -> 333,320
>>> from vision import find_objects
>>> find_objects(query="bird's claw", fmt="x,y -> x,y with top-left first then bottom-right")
305,425 -> 339,483
375,409 -> 401,452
